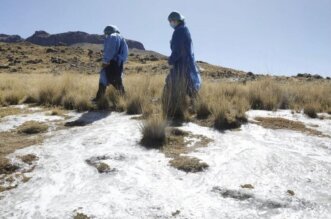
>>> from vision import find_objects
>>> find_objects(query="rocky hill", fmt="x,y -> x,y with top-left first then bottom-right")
0,42 -> 249,79
0,31 -> 145,50
0,34 -> 23,43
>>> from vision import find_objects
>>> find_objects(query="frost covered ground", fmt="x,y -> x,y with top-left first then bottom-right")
0,106 -> 330,219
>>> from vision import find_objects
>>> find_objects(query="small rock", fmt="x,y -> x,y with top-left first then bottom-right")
19,154 -> 38,165
240,184 -> 254,189
0,64 -> 10,69
287,190 -> 295,196
26,59 -> 43,64
51,57 -> 67,64
46,48 -> 58,53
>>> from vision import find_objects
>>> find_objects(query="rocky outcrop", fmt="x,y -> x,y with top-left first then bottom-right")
25,31 -> 145,50
0,34 -> 23,43
296,73 -> 323,79
0,31 -> 145,50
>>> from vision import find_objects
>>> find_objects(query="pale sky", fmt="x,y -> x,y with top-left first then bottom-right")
1,0 -> 330,76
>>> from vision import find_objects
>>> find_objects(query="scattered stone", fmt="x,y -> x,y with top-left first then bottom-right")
73,212 -> 90,219
172,210 -> 181,217
296,73 -> 323,79
51,57 -> 67,64
45,48 -> 58,53
87,49 -> 93,57
86,158 -> 116,174
287,190 -> 295,196
240,184 -> 254,189
313,74 -> 323,79
19,154 -> 38,165
212,187 -> 253,200
169,156 -> 208,173
95,162 -> 112,173
0,64 -> 10,69
26,59 -> 43,64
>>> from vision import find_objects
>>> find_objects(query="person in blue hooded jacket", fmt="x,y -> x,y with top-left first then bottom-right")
93,25 -> 128,102
166,11 -> 202,97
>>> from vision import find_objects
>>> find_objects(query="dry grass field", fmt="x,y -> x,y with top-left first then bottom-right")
1,41 -> 331,159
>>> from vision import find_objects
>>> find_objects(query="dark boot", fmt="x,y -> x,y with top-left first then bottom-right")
92,83 -> 106,102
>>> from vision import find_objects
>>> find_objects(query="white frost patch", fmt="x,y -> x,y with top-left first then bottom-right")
0,110 -> 63,132
0,110 -> 330,218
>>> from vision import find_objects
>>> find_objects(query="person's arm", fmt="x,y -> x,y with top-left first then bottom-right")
120,38 -> 129,63
168,29 -> 184,65
103,35 -> 118,66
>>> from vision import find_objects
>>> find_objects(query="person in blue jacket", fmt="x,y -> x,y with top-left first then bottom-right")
166,11 -> 201,97
93,25 -> 128,102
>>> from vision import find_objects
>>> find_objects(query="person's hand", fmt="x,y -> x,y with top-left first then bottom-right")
102,63 -> 109,68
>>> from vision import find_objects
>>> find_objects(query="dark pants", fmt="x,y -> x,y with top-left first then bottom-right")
104,60 -> 125,93
94,60 -> 125,101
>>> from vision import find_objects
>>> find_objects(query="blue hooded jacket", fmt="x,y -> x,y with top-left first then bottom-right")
168,23 -> 201,92
100,33 -> 128,86
103,33 -> 128,64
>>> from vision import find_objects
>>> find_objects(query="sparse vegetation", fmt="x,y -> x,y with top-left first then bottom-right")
304,105 -> 318,118
140,117 -> 167,149
254,117 -> 328,137
17,121 -> 48,134
126,95 -> 144,115
73,212 -> 90,219
196,99 -> 211,119
0,157 -> 19,174
162,73 -> 190,122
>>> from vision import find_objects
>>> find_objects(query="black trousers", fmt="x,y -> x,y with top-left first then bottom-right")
104,60 -> 125,94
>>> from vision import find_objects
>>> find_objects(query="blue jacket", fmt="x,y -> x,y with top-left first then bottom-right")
103,33 -> 128,64
168,23 -> 201,91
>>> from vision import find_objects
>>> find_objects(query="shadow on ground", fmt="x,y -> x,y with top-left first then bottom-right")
65,110 -> 111,127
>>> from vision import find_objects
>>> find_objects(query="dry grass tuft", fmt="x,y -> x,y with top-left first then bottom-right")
140,117 -> 167,149
17,121 -> 48,134
126,95 -> 144,115
162,73 -> 190,122
196,99 -> 212,119
304,105 -> 318,118
169,156 -> 209,173
211,99 -> 247,131
0,157 -> 19,174
0,131 -> 44,157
